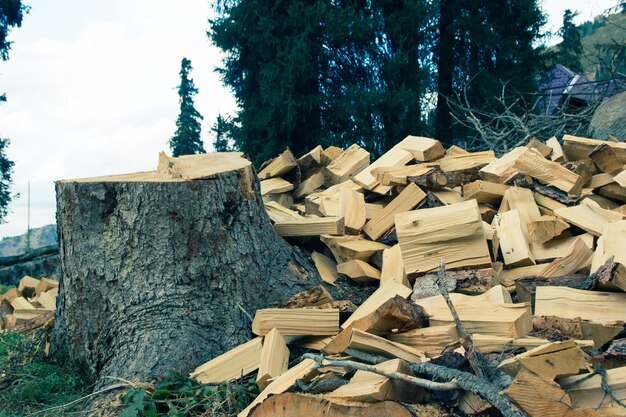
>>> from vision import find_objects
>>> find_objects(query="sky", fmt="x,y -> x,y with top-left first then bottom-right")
0,0 -> 621,238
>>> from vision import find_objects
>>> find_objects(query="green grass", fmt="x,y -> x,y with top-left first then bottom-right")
0,284 -> 15,295
0,330 -> 88,416
0,329 -> 258,416
118,373 -> 259,417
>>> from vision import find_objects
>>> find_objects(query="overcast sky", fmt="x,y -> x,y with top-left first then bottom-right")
0,0 -> 620,238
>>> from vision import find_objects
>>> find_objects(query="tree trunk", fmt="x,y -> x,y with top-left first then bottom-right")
51,156 -> 333,387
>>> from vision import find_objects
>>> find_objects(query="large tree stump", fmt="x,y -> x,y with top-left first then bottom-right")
51,153 -> 330,386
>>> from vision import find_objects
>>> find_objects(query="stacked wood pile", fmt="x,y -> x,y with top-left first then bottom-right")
0,275 -> 58,331
192,134 -> 626,417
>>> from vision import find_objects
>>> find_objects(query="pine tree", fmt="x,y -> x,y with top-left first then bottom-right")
169,58 -> 205,157
558,9 -> 583,73
0,0 -> 27,222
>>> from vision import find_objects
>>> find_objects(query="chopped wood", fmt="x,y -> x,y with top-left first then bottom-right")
311,251 -> 339,285
362,183 -> 426,241
530,232 -> 591,265
11,296 -> 35,310
588,173 -> 616,190
533,315 -> 623,348
344,329 -> 426,363
501,187 -> 542,235
260,177 -> 294,196
380,245 -> 409,288
274,217 -> 344,237
257,328 -> 290,390
353,146 -> 413,191
555,203 -> 623,236
591,220 -> 626,291
321,146 -> 343,165
413,286 -> 534,338
563,134 -> 626,162
546,136 -> 566,163
472,333 -> 594,352
252,309 -> 340,336
528,215 -> 570,244
412,266 -> 497,298
1,287 -> 20,303
35,292 -> 56,311
388,325 -> 459,357
248,392 -> 421,417
494,209 -> 536,267
396,135 -> 445,162
527,138 -> 553,158
297,145 -> 323,174
396,200 -> 490,274
320,235 -> 388,263
293,171 -> 325,199
434,151 -> 497,186
324,295 -> 426,356
263,192 -> 294,208
598,183 -> 626,203
533,192 -> 567,214
18,275 -> 40,293
364,201 -> 384,219
337,260 -> 381,284
341,282 -> 412,329
327,358 -> 421,402
564,161 -> 593,186
239,359 -> 318,417
539,238 -> 594,278
498,339 -> 587,379
338,188 -> 366,234
324,144 -> 370,186
278,286 -> 334,309
265,201 -> 303,223
504,368 -> 574,417
515,274 -> 590,305
589,143 -> 623,175
615,170 -> 626,188
190,337 -> 263,383
156,151 -> 252,181
431,187 -> 464,205
463,180 -> 510,204
514,147 -> 583,196
500,264 -> 550,287
479,146 -> 527,183
535,287 -> 626,324
258,148 -> 298,179
558,366 -> 626,416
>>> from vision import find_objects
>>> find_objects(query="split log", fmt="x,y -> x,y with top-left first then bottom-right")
249,392 -> 421,417
51,152 -> 338,387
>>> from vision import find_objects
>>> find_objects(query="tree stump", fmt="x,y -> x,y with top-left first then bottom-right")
51,153 -> 330,386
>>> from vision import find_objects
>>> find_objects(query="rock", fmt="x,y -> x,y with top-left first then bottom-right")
589,91 -> 626,141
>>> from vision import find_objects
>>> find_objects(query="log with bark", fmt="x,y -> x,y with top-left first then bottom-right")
51,152 -> 338,387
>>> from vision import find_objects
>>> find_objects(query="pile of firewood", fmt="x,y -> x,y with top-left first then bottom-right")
191,135 -> 626,417
0,275 -> 58,331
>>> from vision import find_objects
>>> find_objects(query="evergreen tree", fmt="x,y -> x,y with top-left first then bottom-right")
558,9 -> 583,73
0,0 -> 27,222
435,0 -> 547,146
212,114 -> 233,152
169,58 -> 205,157
210,0 -> 434,165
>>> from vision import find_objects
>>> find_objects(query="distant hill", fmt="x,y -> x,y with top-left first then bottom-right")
0,224 -> 58,257
578,10 -> 626,81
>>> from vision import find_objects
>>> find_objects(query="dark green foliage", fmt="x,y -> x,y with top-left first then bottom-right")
435,0 -> 548,145
0,283 -> 13,293
0,330 -> 87,416
558,9 -> 583,73
169,58 -> 206,157
0,138 -> 14,223
119,372 -> 258,417
0,0 -> 28,61
212,0 -> 547,160
212,114 -> 234,152
210,0 -> 435,165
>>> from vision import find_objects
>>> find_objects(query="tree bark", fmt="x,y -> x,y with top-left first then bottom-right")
51,159 -> 333,387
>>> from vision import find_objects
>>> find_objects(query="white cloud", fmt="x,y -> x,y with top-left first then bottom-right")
0,0 -> 236,237
541,0 -> 620,44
